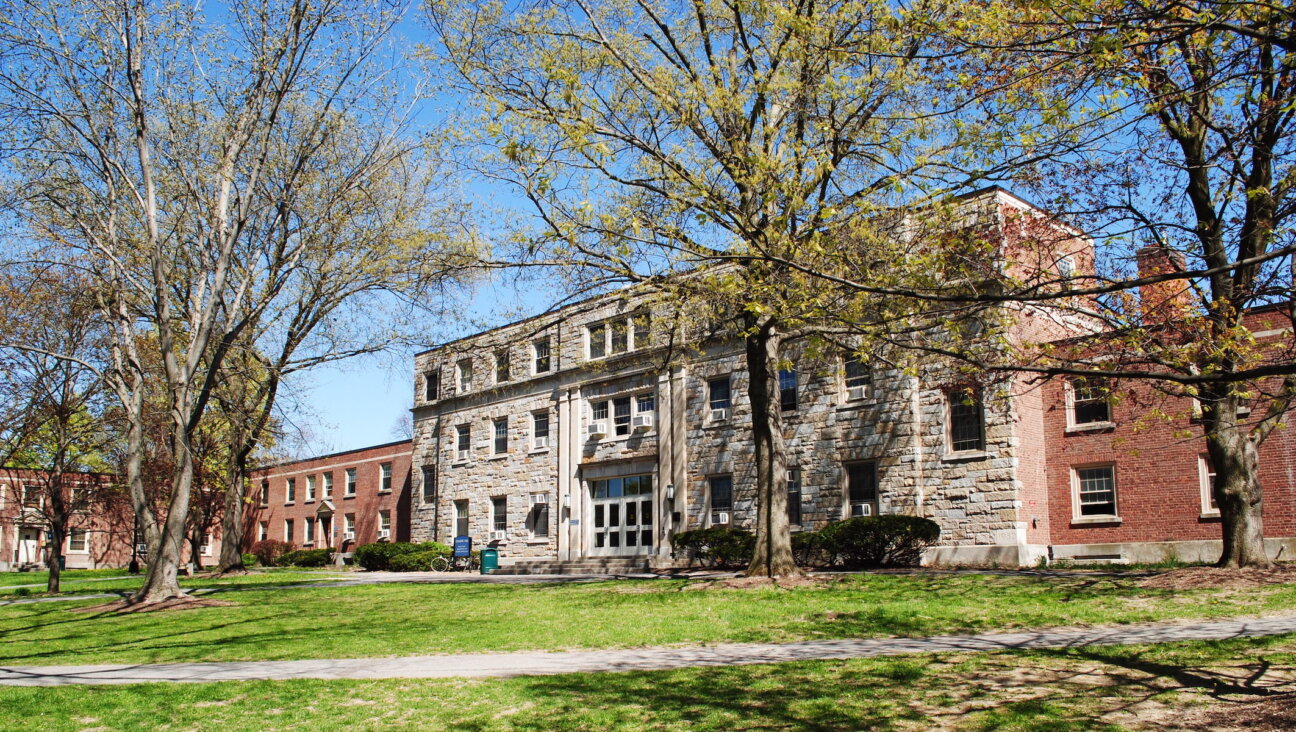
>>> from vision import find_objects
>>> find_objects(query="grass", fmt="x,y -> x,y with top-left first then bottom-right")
2,571 -> 1295,667
0,568 -> 344,598
0,568 -> 129,588
1,632 -> 1291,731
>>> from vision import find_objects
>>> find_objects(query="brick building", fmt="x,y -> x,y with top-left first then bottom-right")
0,468 -> 138,571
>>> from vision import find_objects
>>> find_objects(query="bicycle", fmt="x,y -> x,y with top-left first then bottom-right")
430,552 -> 479,572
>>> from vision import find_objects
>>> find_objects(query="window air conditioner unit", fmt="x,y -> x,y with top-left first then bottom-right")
344,531 -> 355,541
710,408 -> 729,421
711,511 -> 730,525
632,414 -> 653,430
851,503 -> 874,518
529,493 -> 548,505
533,436 -> 548,449
456,449 -> 469,461
379,529 -> 391,540
847,385 -> 868,401
490,530 -> 507,541
587,422 -> 607,437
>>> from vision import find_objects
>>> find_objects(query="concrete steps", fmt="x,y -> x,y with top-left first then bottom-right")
493,557 -> 653,575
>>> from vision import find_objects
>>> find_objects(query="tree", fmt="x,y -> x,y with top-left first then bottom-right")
425,0 -> 1025,576
0,0 -> 473,603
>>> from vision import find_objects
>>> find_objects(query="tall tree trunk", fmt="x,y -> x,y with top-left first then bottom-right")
45,526 -> 63,593
130,431 -> 196,603
1209,396 -> 1270,568
46,469 -> 67,593
217,466 -> 247,573
744,314 -> 799,577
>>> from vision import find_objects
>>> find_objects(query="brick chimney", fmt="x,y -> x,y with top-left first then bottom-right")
1135,245 -> 1194,324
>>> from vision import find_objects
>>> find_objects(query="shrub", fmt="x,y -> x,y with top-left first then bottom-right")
353,541 -> 452,571
240,552 -> 259,568
671,527 -> 755,568
791,530 -> 830,567
275,548 -> 333,567
389,550 -> 442,572
819,515 -> 941,568
249,539 -> 294,567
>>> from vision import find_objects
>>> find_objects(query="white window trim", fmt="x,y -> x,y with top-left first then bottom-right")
841,357 -> 872,403
586,315 -> 642,361
305,475 -> 316,502
586,390 -> 656,442
1199,454 -> 1220,517
66,528 -> 90,554
345,468 -> 358,496
531,411 -> 551,452
945,391 -> 987,456
284,519 -> 295,543
706,375 -> 733,423
456,358 -> 473,394
532,339 -> 551,374
491,418 -> 509,456
257,522 -> 268,542
1064,378 -> 1114,432
379,462 -> 394,493
1070,463 -> 1121,524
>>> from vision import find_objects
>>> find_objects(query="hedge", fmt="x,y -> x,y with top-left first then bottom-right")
670,527 -> 755,568
353,541 -> 452,571
817,515 -> 940,568
249,540 -> 293,567
275,548 -> 334,567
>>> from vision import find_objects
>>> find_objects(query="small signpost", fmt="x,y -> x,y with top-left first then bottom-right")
453,536 -> 472,557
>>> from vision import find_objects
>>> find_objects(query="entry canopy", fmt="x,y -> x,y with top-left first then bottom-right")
315,500 -> 335,517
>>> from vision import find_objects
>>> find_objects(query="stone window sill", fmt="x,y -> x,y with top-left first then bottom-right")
1071,515 -> 1122,526
526,538 -> 549,545
305,500 -> 315,504
284,502 -> 295,506
1200,511 -> 1221,520
941,451 -> 991,464
1065,421 -> 1115,434
836,400 -> 874,412
343,494 -> 357,500
487,454 -> 508,461
529,446 -> 550,454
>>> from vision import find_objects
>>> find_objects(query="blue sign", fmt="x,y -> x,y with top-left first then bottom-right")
453,536 -> 472,557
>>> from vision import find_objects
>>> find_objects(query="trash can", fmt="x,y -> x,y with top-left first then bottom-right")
58,556 -> 66,570
480,548 -> 499,575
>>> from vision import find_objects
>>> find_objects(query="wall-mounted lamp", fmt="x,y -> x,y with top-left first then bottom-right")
665,484 -> 675,501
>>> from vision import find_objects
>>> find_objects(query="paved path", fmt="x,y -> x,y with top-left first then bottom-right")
2,613 -> 1294,687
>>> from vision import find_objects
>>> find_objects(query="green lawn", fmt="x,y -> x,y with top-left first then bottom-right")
2,632 -> 1291,731
2,572 -> 1295,667
0,569 -> 344,597
0,568 -> 129,588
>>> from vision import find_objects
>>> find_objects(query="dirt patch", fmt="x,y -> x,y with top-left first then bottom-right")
1137,565 -> 1296,590
683,575 -> 837,591
71,596 -> 234,614
1185,693 -> 1296,731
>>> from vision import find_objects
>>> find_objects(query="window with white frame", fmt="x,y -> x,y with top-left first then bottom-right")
456,424 -> 471,460
1074,465 -> 1118,518
202,532 -> 213,555
709,475 -> 733,525
532,411 -> 550,449
258,521 -> 268,542
495,349 -> 510,384
1199,455 -> 1218,515
588,323 -> 607,359
1069,377 -> 1111,426
67,528 -> 88,553
456,358 -> 473,393
847,462 -> 878,517
528,493 -> 550,538
708,377 -> 731,418
632,311 -> 651,347
285,478 -> 296,503
779,368 -> 798,411
22,483 -> 38,505
344,513 -> 355,537
587,314 -> 649,360
493,418 -> 509,454
533,339 -> 551,373
612,396 -> 632,435
787,468 -> 802,526
1057,255 -> 1075,279
306,475 -> 316,501
284,519 -> 294,543
323,472 -> 333,497
424,370 -> 439,401
260,481 -> 269,506
843,357 -> 871,400
345,467 -> 357,496
947,390 -> 985,453
636,392 -> 655,415
454,499 -> 469,537
378,510 -> 392,538
304,519 -> 315,545
380,462 -> 393,492
492,496 -> 507,532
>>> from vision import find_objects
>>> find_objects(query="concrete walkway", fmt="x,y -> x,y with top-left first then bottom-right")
2,613 -> 1294,687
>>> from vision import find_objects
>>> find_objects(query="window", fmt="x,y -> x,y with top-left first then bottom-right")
379,462 -> 393,492
591,399 -> 609,422
492,496 -> 507,532
260,481 -> 269,506
284,519 -> 294,543
613,396 -> 632,436
709,475 -> 733,524
493,418 -> 509,454
779,368 -> 798,411
708,377 -> 731,413
456,358 -> 473,393
847,462 -> 878,517
422,467 -> 437,504
323,472 -> 333,497
1199,456 -> 1218,515
610,320 -> 629,354
528,494 -> 550,538
344,513 -> 355,536
21,483 -> 38,505
948,390 -> 985,452
532,411 -> 550,448
1057,255 -> 1074,279
285,478 -> 296,503
495,350 -> 510,384
345,468 -> 357,496
424,370 -> 439,401
454,499 -> 469,537
1070,377 -> 1111,425
456,424 -> 471,460
844,357 -> 871,400
379,510 -> 392,537
304,519 -> 315,545
632,311 -> 651,347
533,339 -> 551,373
588,323 -> 607,359
67,528 -> 88,553
306,475 -> 316,501
787,468 -> 802,526
636,392 -> 655,414
1075,465 -> 1117,518
258,521 -> 268,542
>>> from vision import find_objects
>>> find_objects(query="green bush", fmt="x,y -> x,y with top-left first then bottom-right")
240,552 -> 258,568
818,515 -> 941,568
389,550 -> 441,572
249,540 -> 294,567
791,530 -> 830,567
275,548 -> 333,567
353,541 -> 452,571
671,526 -> 755,569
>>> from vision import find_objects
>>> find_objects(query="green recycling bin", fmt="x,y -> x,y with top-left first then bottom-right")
480,548 -> 499,575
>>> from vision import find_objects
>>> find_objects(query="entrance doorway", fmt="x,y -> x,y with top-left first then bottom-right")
589,474 -> 653,557
17,528 -> 40,565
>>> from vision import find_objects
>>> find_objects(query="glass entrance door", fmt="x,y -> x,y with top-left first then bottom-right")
589,475 -> 653,557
